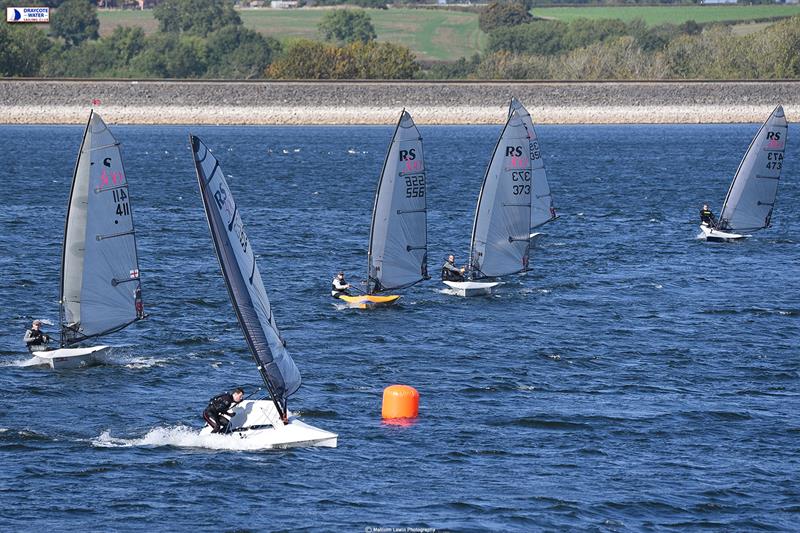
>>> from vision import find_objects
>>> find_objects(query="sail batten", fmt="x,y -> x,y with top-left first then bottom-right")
191,135 -> 300,416
60,111 -> 144,346
469,105 -> 533,279
367,110 -> 428,293
717,105 -> 787,233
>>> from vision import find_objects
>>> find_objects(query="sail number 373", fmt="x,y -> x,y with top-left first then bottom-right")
512,170 -> 531,195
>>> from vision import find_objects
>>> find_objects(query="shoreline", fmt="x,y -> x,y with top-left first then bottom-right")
1,80 -> 798,124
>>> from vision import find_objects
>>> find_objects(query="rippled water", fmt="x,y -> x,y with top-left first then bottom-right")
1,122 -> 798,531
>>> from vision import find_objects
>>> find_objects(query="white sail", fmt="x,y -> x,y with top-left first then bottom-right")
469,106 -> 533,278
191,135 -> 300,419
367,110 -> 428,293
508,98 -> 556,230
60,111 -> 144,345
718,105 -> 788,233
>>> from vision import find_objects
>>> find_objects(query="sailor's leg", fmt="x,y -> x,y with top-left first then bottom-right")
203,410 -> 220,433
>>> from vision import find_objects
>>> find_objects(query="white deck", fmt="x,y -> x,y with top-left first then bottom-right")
31,345 -> 110,370
200,399 -> 337,449
442,280 -> 501,297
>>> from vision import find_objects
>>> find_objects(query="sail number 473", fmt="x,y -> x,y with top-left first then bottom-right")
405,174 -> 425,198
766,152 -> 783,170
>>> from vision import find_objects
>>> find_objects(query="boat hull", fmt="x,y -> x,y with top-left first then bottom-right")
338,294 -> 401,309
700,224 -> 749,243
31,345 -> 110,370
201,400 -> 338,449
443,280 -> 501,297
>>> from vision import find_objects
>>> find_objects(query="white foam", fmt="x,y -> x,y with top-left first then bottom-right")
0,356 -> 45,367
93,426 -> 281,451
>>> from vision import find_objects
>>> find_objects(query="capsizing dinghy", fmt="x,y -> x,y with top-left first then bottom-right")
338,110 -> 429,308
32,111 -> 145,369
445,99 -> 534,297
700,105 -> 788,243
191,135 -> 337,449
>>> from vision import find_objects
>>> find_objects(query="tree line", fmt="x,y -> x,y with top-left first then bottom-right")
1,0 -> 798,79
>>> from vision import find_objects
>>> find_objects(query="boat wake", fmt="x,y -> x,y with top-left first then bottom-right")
99,351 -> 168,369
93,426 -> 278,451
0,355 -> 45,367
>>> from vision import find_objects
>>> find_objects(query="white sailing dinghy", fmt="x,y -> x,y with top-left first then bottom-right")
191,135 -> 337,448
507,99 -> 559,240
444,102 -> 533,297
339,110 -> 429,309
701,105 -> 788,243
32,111 -> 145,369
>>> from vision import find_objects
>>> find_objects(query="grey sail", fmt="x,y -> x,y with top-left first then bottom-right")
191,135 -> 300,418
60,111 -> 144,346
469,106 -> 533,278
367,110 -> 428,293
718,105 -> 788,233
509,98 -> 557,230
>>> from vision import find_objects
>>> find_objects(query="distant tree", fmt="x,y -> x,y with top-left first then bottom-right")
0,24 -> 52,76
486,19 -> 567,55
206,26 -> 282,78
479,1 -> 532,34
318,9 -> 376,44
50,0 -> 99,47
562,18 -> 627,50
131,33 -> 207,78
153,0 -> 241,37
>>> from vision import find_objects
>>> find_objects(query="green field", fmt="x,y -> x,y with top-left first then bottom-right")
97,5 -> 799,62
536,5 -> 800,25
97,8 -> 486,61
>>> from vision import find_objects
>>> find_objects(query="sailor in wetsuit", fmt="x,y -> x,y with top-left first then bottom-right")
700,204 -> 717,227
331,271 -> 351,299
23,320 -> 51,352
441,254 -> 466,282
203,388 -> 244,434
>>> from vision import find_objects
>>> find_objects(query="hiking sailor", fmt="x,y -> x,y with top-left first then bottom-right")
331,271 -> 351,299
700,204 -> 717,227
24,320 -> 51,352
203,388 -> 244,434
441,254 -> 466,282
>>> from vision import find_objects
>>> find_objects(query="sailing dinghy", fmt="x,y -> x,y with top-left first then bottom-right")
191,135 -> 337,448
339,110 -> 429,309
32,111 -> 145,369
444,101 -> 533,297
701,105 -> 788,242
507,99 -> 559,240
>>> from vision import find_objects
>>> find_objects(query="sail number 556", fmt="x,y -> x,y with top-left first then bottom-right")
405,174 -> 425,198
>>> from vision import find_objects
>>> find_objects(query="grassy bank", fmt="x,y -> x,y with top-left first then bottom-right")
97,5 -> 800,62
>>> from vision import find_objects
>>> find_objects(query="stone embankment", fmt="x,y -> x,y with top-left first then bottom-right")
1,79 -> 798,124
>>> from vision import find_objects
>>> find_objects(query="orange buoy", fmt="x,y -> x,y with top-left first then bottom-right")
382,385 -> 419,419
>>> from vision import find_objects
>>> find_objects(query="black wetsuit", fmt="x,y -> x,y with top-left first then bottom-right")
700,208 -> 717,227
441,260 -> 464,282
203,392 -> 239,434
24,328 -> 50,352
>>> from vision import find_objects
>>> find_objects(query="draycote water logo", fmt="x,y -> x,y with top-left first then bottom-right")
6,7 -> 50,23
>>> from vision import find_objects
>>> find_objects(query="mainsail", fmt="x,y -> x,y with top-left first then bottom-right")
367,110 -> 428,293
191,135 -> 300,419
718,105 -> 788,233
60,111 -> 144,346
468,106 -> 533,278
508,98 -> 557,230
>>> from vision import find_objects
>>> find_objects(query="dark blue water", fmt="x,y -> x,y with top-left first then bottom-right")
1,122 -> 798,531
